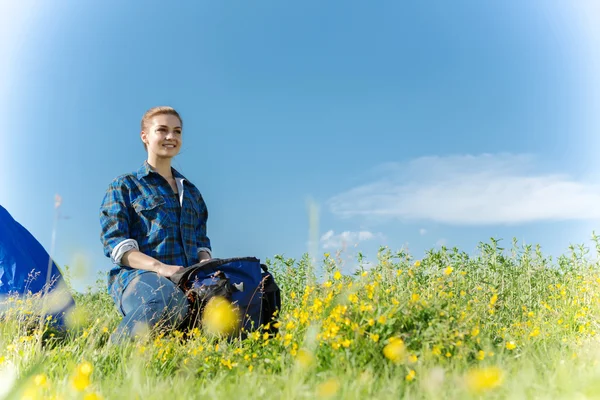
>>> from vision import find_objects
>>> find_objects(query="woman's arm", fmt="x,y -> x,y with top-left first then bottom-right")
121,249 -> 183,278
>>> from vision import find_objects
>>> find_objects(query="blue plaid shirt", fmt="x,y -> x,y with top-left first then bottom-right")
99,161 -> 211,309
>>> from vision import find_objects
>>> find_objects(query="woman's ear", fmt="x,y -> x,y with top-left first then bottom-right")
140,130 -> 147,146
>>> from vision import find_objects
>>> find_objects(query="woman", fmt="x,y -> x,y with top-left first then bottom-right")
99,106 -> 211,343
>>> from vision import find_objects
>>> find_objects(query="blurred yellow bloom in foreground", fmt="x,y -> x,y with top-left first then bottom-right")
464,366 -> 504,394
202,296 -> 240,336
296,349 -> 316,369
383,338 -> 405,363
33,374 -> 48,387
72,361 -> 93,392
316,377 -> 341,398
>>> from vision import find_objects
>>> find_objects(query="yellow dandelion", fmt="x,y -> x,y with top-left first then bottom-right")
316,378 -> 341,398
333,271 -> 342,281
405,369 -> 416,381
464,366 -> 504,394
529,328 -> 540,338
408,354 -> 418,363
72,372 -> 90,392
476,350 -> 485,361
414,260 -> 421,267
33,373 -> 48,387
383,339 -> 405,363
506,341 -> 516,350
83,393 -> 104,400
202,296 -> 241,336
370,334 -> 380,343
443,266 -> 453,275
296,349 -> 316,369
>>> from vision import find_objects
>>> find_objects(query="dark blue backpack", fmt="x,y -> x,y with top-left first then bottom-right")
170,257 -> 281,337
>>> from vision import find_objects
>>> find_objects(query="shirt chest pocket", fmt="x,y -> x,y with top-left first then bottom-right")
132,195 -> 172,233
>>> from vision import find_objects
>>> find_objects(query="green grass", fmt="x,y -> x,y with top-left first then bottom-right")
2,236 -> 600,399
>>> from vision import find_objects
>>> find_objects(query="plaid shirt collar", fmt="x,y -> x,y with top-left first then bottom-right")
136,161 -> 187,183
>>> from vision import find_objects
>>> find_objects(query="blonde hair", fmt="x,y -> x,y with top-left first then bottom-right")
141,106 -> 183,150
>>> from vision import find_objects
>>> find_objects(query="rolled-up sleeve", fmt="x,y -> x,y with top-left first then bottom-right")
99,180 -> 135,265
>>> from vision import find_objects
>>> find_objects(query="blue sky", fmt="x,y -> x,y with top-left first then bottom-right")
1,1 -> 600,292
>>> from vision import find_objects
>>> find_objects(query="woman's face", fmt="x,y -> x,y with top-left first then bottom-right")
141,114 -> 182,159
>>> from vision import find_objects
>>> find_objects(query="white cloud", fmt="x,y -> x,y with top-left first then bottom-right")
320,230 -> 384,249
327,153 -> 600,225
419,228 -> 427,235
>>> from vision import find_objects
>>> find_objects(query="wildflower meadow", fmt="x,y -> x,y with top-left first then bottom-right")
3,235 -> 600,399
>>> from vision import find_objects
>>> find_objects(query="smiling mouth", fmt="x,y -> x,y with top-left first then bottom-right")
162,144 -> 176,148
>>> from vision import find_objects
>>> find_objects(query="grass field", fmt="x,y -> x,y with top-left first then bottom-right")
2,236 -> 600,399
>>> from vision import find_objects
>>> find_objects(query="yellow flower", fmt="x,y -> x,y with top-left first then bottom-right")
490,294 -> 498,306
34,373 -> 48,387
370,334 -> 380,343
405,369 -> 416,382
202,296 -> 240,336
529,328 -> 540,338
316,378 -> 340,398
296,349 -> 316,369
464,367 -> 504,394
78,362 -> 93,376
324,281 -> 333,288
414,260 -> 421,267
408,354 -> 418,363
410,293 -> 420,303
471,327 -> 480,337
383,339 -> 405,363
72,372 -> 90,391
333,271 -> 342,281
506,341 -> 516,350
378,315 -> 387,324
476,350 -> 485,361
84,393 -> 104,400
443,266 -> 453,275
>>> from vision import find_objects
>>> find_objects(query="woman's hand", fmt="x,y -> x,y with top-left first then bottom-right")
157,264 -> 185,278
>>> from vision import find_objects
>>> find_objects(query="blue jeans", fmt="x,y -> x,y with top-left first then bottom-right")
111,272 -> 189,343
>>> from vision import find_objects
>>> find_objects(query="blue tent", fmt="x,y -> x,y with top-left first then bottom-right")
0,205 -> 75,329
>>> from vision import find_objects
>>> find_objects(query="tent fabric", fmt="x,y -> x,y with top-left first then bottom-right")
0,205 -> 75,328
